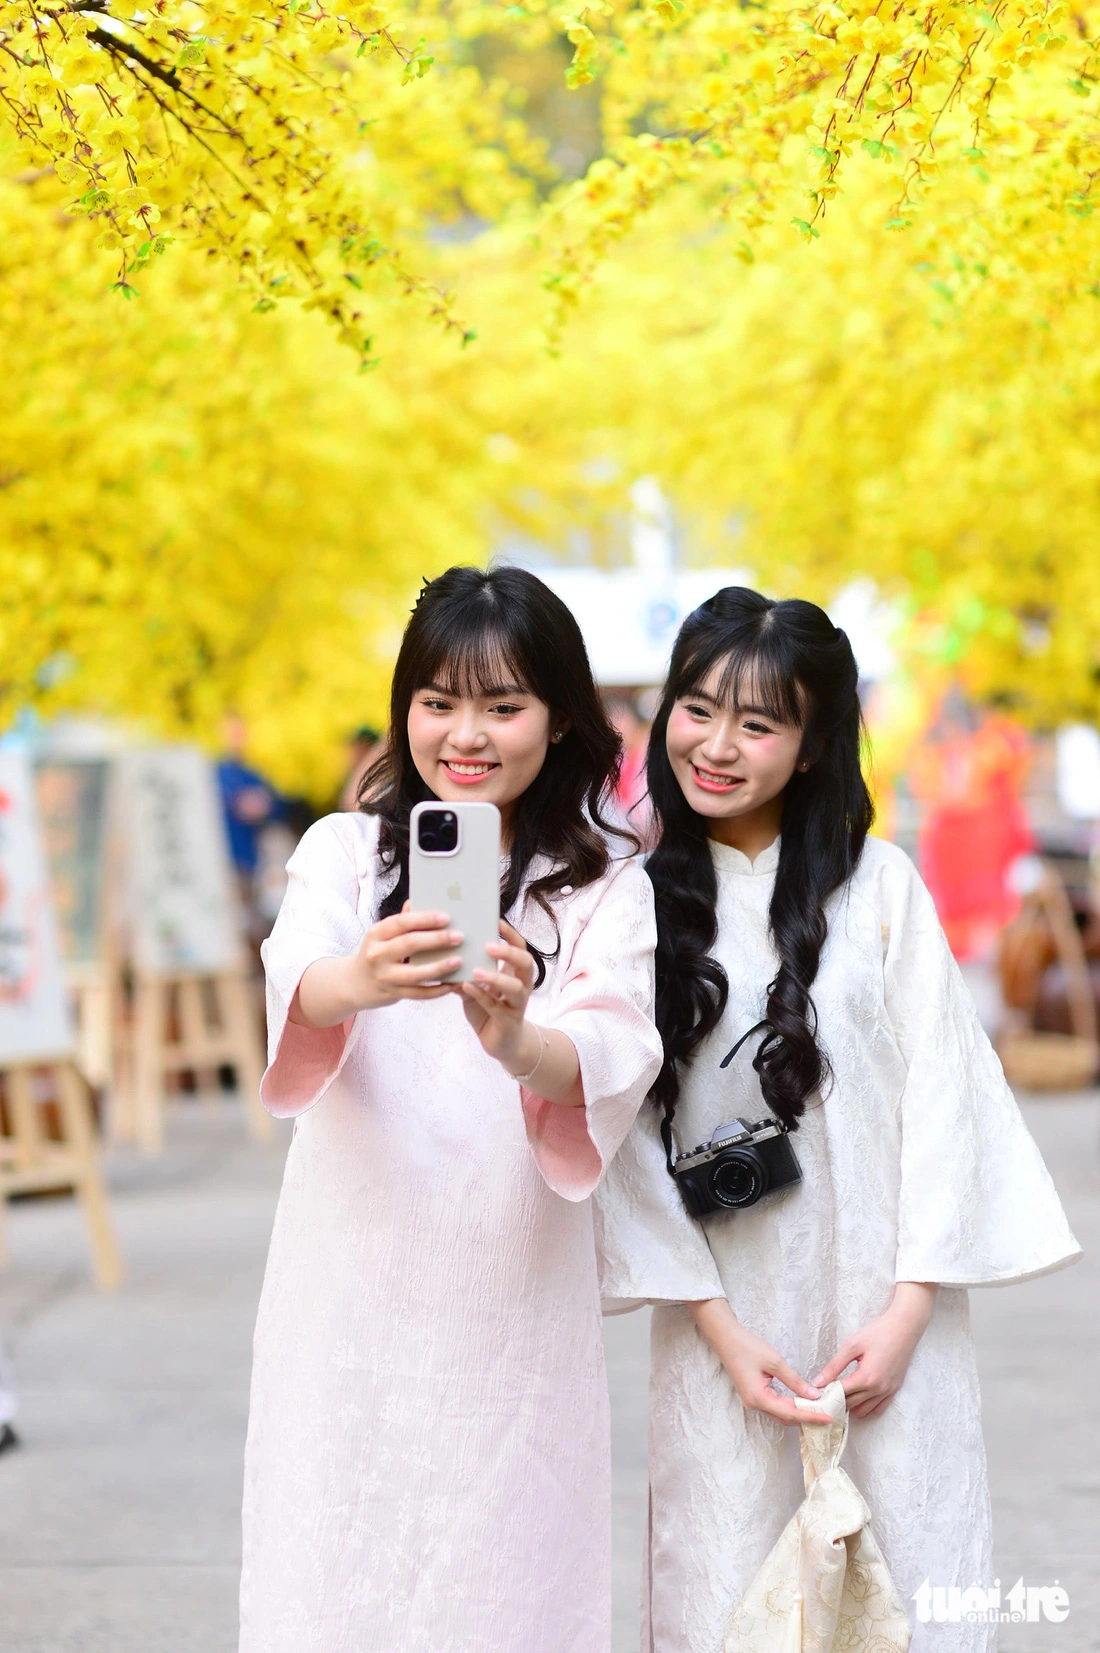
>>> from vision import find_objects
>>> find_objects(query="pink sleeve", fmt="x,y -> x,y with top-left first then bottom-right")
521,859 -> 662,1202
258,816 -> 369,1119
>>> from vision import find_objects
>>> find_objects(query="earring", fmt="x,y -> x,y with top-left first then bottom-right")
551,730 -> 564,744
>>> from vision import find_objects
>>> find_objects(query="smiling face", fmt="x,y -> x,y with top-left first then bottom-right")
665,659 -> 806,848
406,668 -> 557,831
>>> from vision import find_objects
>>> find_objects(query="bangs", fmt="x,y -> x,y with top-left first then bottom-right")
680,635 -> 805,728
411,612 -> 533,701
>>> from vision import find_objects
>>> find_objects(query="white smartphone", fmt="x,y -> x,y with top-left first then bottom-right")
408,800 -> 502,983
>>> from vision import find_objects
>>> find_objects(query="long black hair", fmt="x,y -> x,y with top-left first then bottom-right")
647,586 -> 873,1131
358,565 -> 630,974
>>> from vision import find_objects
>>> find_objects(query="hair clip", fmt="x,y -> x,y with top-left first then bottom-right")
411,575 -> 433,613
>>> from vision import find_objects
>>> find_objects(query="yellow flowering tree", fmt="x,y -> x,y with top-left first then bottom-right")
526,0 -> 1100,329
489,176 -> 1100,723
4,1 -> 1100,796
5,0 -> 1100,351
0,0 -> 549,359
0,161 -> 513,796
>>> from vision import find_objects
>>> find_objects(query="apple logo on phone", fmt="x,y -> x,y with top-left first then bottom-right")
448,883 -> 462,900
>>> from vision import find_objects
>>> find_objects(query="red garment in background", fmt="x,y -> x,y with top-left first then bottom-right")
911,715 -> 1034,960
616,742 -> 648,815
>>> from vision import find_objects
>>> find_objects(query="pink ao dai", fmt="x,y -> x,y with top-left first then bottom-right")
239,812 -> 662,1653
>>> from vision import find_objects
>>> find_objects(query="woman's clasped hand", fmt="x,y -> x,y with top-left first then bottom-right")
812,1281 -> 938,1420
693,1280 -> 938,1430
690,1298 -> 830,1427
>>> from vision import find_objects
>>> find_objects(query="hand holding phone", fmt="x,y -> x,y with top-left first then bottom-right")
291,908 -> 462,1024
408,801 -> 501,982
457,918 -> 542,1071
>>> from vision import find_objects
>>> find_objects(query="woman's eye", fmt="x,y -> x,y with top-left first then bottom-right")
422,697 -> 451,712
684,702 -> 710,719
490,702 -> 523,716
743,721 -> 774,735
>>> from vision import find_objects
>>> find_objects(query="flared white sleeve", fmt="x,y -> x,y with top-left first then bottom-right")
593,1101 -> 725,1312
881,851 -> 1082,1287
258,815 -> 370,1119
520,858 -> 664,1203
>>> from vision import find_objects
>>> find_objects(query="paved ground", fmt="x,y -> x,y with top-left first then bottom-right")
0,1090 -> 1096,1653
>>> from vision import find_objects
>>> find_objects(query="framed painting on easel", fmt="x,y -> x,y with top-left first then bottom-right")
0,751 -> 121,1289
115,746 -> 270,1152
34,755 -> 117,1099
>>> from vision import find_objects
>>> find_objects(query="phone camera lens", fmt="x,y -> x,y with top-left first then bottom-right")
418,809 -> 459,853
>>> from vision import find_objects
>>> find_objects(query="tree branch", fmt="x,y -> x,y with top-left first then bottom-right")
86,24 -> 185,93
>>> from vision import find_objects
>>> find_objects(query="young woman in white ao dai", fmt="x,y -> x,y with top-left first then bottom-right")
594,590 -> 1080,1653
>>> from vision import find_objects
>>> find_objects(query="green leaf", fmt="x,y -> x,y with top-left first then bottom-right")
790,216 -> 820,238
111,280 -> 140,300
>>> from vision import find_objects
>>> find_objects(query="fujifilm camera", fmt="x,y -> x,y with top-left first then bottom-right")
665,1018 -> 802,1219
671,1116 -> 801,1220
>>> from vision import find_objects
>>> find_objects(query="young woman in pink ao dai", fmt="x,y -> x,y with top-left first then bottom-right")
240,566 -> 662,1653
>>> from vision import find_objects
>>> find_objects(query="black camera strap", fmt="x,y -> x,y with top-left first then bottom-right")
719,1018 -> 771,1070
660,1019 -> 771,1179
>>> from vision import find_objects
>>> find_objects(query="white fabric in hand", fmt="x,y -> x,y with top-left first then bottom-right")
724,1382 -> 912,1653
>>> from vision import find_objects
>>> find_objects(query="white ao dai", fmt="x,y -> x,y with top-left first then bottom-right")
595,836 -> 1080,1653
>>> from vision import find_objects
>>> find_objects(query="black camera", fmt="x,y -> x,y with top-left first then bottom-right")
416,809 -> 458,854
660,1018 -> 802,1219
671,1117 -> 801,1219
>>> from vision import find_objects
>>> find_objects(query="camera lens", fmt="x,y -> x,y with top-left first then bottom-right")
711,1152 -> 764,1209
417,809 -> 459,853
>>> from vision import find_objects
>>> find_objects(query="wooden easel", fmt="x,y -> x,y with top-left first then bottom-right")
67,960 -> 117,1096
0,1059 -> 122,1290
116,967 -> 271,1155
